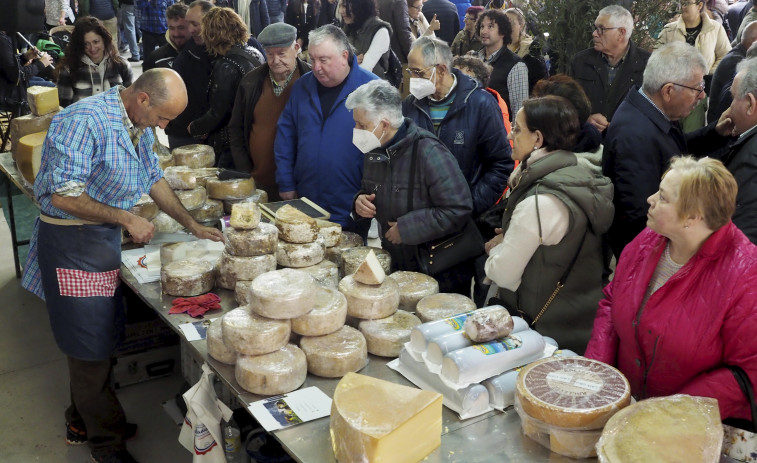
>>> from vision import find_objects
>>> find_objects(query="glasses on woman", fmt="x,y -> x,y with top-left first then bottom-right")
409,3 -> 422,10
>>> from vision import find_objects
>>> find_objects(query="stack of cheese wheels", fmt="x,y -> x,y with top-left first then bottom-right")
153,140 -> 174,170
172,144 -> 215,169
219,202 -> 278,292
290,219 -> 342,286
514,356 -> 632,458
386,271 -> 439,312
206,177 -> 256,201
223,191 -> 268,214
324,231 -> 364,276
274,204 -> 326,269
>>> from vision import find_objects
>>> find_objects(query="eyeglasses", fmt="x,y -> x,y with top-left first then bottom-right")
405,65 -> 434,77
592,24 -> 620,35
669,81 -> 706,96
409,4 -> 422,10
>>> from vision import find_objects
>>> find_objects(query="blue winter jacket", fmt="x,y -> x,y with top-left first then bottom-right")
275,56 -> 378,226
402,69 -> 513,214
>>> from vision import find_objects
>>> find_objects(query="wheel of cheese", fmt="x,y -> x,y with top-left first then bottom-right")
163,166 -> 198,190
15,131 -> 47,185
249,269 -> 317,319
193,167 -> 220,187
224,222 -> 278,257
161,259 -> 215,296
316,219 -> 342,247
299,326 -> 368,378
342,247 -> 391,277
207,317 -> 236,365
151,211 -> 184,233
230,202 -> 261,229
324,232 -> 365,270
174,187 -> 207,211
276,239 -> 325,268
416,293 -> 477,323
189,199 -> 224,223
221,307 -> 291,355
515,357 -> 631,429
160,240 -> 225,266
235,344 -> 307,395
129,194 -> 159,221
157,152 -> 175,170
10,112 -> 56,162
217,252 -> 277,290
358,310 -> 421,357
172,144 -> 215,168
275,204 -> 319,244
386,271 -> 439,312
234,280 -> 253,306
291,287 -> 348,336
296,259 -> 339,288
223,189 -> 268,214
338,274 -> 400,320
206,178 -> 256,200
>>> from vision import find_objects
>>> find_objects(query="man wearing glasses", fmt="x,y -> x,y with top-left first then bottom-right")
603,42 -> 734,259
570,5 -> 650,134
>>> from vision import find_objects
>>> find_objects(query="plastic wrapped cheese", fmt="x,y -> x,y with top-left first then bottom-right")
189,199 -> 224,223
27,86 -> 59,116
160,259 -> 215,296
324,232 -> 364,271
330,372 -> 442,463
516,356 -> 632,430
234,280 -> 253,306
276,239 -> 325,268
352,249 -> 386,285
163,166 -> 198,190
299,326 -> 368,378
152,211 -> 185,233
249,268 -> 317,319
224,222 -> 278,257
386,271 -> 439,312
338,274 -> 400,320
416,293 -> 477,323
171,144 -> 215,168
193,167 -> 219,187
359,310 -> 421,357
207,317 -> 236,365
275,204 -> 318,244
174,187 -> 207,211
157,152 -> 174,170
342,247 -> 391,277
223,190 -> 268,214
221,307 -> 291,355
296,259 -> 339,288
230,202 -> 261,229
596,395 -> 722,463
291,286 -> 347,336
128,194 -> 159,221
216,252 -> 277,290
159,240 -> 225,266
206,178 -> 255,200
316,219 -> 342,247
235,344 -> 307,395
464,305 -> 514,343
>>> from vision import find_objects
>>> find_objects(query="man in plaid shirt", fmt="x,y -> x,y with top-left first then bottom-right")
137,0 -> 175,57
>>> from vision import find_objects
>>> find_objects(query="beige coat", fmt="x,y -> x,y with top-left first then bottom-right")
656,12 -> 731,74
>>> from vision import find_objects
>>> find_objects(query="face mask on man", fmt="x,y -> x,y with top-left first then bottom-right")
352,122 -> 385,153
409,67 -> 437,100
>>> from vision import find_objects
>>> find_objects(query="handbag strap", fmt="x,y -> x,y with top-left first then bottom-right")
727,365 -> 757,430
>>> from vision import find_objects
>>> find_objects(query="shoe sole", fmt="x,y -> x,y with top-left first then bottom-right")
66,423 -> 136,446
65,437 -> 87,446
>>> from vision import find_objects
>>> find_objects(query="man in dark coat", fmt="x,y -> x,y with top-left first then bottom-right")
143,2 -> 190,71
708,21 -> 757,123
421,0 -> 460,45
377,0 -> 414,62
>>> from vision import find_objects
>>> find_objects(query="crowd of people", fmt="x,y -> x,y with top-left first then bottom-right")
2,0 -> 757,462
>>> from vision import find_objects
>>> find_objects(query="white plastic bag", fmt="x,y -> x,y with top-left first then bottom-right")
178,363 -> 234,462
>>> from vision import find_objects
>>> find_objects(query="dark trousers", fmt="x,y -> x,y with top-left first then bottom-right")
66,356 -> 127,455
140,30 -> 167,57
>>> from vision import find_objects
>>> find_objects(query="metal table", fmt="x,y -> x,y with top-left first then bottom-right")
0,152 -> 36,278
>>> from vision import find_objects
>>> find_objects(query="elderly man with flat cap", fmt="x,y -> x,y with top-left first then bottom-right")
229,23 -> 311,201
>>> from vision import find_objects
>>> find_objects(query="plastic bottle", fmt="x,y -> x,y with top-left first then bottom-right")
223,418 -> 243,463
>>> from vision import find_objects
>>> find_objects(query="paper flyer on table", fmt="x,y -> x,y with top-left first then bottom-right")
178,319 -> 214,341
248,387 -> 332,432
121,245 -> 162,283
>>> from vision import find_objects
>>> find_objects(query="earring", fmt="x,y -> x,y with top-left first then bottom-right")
533,146 -> 539,151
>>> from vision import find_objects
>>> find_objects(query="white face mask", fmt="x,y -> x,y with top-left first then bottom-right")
352,123 -> 384,154
409,67 -> 437,100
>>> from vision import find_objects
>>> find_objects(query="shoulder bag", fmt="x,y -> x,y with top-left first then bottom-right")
723,365 -> 757,462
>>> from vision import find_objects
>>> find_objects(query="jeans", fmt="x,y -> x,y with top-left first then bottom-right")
120,5 -> 139,59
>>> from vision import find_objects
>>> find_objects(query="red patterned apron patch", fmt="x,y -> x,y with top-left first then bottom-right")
56,268 -> 120,297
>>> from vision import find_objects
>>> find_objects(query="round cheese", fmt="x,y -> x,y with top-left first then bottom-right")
276,239 -> 325,268
342,247 -> 392,277
216,252 -> 277,290
386,271 -> 439,312
193,167 -> 219,187
129,194 -> 159,221
221,307 -> 291,355
299,326 -> 368,378
324,232 -> 365,270
157,152 -> 174,170
207,317 -> 236,365
160,240 -> 225,266
275,204 -> 318,244
358,310 -> 421,357
291,287 -> 348,336
152,212 -> 184,233
172,144 -> 215,168
206,178 -> 256,200
175,187 -> 207,211
224,222 -> 278,257
163,166 -> 198,190
189,199 -> 224,223
234,280 -> 253,306
516,357 -> 631,429
316,219 -> 342,247
249,269 -> 317,319
416,293 -> 477,323
235,344 -> 307,395
160,259 -> 215,296
230,202 -> 261,230
223,189 -> 268,214
296,259 -> 339,288
338,275 -> 400,320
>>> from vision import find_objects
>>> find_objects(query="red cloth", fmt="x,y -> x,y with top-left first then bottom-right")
56,268 -> 120,297
170,293 -> 222,318
584,222 -> 757,421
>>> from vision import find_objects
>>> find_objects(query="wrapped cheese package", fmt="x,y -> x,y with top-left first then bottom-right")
229,202 -> 261,230
235,344 -> 307,395
338,274 -> 400,320
163,166 -> 198,190
189,199 -> 224,223
216,252 -> 276,290
291,286 -> 347,336
221,307 -> 290,356
160,259 -> 215,296
174,187 -> 207,211
249,268 -> 317,319
415,293 -> 477,323
171,144 -> 215,168
358,310 -> 421,357
296,259 -> 339,288
324,232 -> 364,271
463,305 -> 514,343
159,240 -> 225,266
206,317 -> 236,365
316,219 -> 342,247
276,238 -> 325,268
299,326 -> 367,378
129,194 -> 159,221
206,178 -> 255,200
275,204 -> 318,244
386,271 -> 439,312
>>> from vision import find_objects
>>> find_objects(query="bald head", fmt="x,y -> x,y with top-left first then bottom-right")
742,21 -> 757,51
122,68 -> 188,129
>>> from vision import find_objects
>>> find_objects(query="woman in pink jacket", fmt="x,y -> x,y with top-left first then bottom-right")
585,156 -> 757,421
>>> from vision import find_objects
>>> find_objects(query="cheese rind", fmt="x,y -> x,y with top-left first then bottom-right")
275,204 -> 319,244
189,199 -> 224,223
224,222 -> 278,257
416,293 -> 477,323
234,280 -> 253,306
223,190 -> 268,213
207,317 -> 236,365
291,287 -> 347,336
324,232 -> 365,271
163,166 -> 198,190
15,131 -> 47,185
235,344 -> 307,395
216,252 -> 277,290
129,194 -> 160,221
151,211 -> 185,233
27,86 -> 59,116
10,113 -> 55,161
338,275 -> 400,320
296,259 -> 339,288
342,247 -> 392,277
386,271 -> 439,312
159,240 -> 225,266
358,310 -> 421,357
316,219 -> 342,247
174,187 -> 207,211
160,259 -> 215,296
299,326 -> 368,378
193,167 -> 219,187
221,307 -> 291,355
249,269 -> 317,319
230,202 -> 261,229
171,144 -> 215,168
206,178 -> 256,200
352,249 -> 386,285
276,239 -> 325,268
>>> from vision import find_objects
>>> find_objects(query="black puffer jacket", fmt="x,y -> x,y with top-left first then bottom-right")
0,32 -> 48,111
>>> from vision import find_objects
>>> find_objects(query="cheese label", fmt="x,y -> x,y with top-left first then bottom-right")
471,334 -> 523,355
443,312 -> 476,331
546,371 -> 603,394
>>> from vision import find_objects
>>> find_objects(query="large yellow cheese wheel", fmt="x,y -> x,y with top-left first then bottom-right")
15,130 -> 47,185
10,113 -> 55,161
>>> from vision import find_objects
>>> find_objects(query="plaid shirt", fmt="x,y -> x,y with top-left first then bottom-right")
136,0 -> 174,34
22,86 -> 162,298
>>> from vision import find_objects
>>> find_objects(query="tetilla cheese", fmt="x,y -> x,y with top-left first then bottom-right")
330,372 -> 442,463
291,286 -> 348,336
234,280 -> 253,306
160,259 -> 215,296
299,326 -> 368,378
216,252 -> 277,290
15,131 -> 46,185
174,187 -> 207,211
324,232 -> 365,270
464,305 -> 514,343
163,166 -> 198,190
342,247 -> 391,277
159,240 -> 225,266
249,269 -> 317,319
416,293 -> 477,323
129,194 -> 159,221
316,219 -> 342,247
171,144 -> 215,168
224,222 -> 278,257
516,357 -> 631,429
276,239 -> 325,268
352,249 -> 386,285
230,202 -> 261,229
193,167 -> 219,187
207,317 -> 236,365
189,199 -> 224,223
221,307 -> 291,356
275,204 -> 318,244
151,211 -> 184,233
596,395 -> 722,463
27,86 -> 59,116
206,178 -> 255,200
10,112 -> 55,161
296,259 -> 339,288
386,271 -> 439,312
338,275 -> 400,320
358,310 -> 421,357
223,190 -> 268,214
235,344 -> 307,395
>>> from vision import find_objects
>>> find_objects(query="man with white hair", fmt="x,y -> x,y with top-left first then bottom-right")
603,42 -> 734,258
570,5 -> 650,133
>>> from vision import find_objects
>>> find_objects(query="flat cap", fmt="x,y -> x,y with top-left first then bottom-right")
258,23 -> 297,49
